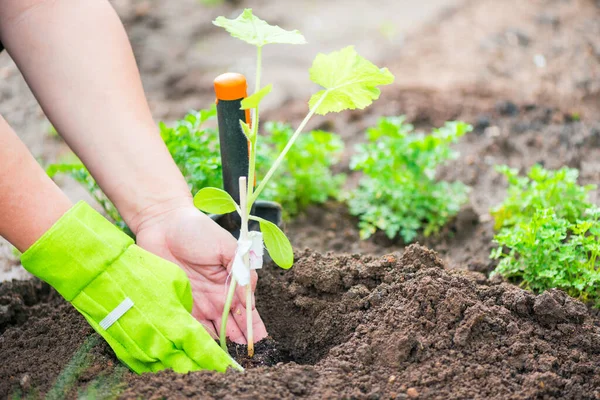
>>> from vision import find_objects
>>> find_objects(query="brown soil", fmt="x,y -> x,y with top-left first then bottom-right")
2,0 -> 600,398
2,245 -> 600,399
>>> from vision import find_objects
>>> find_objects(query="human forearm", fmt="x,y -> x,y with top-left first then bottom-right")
0,0 -> 191,233
0,116 -> 72,252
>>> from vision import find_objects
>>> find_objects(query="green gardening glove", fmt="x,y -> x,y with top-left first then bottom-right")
21,201 -> 242,374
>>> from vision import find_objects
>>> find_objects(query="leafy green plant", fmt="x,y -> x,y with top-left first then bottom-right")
159,106 -> 222,195
47,106 -> 344,229
194,9 -> 394,356
491,164 -> 595,230
490,164 -> 600,306
491,207 -> 600,306
347,117 -> 471,242
257,122 -> 345,216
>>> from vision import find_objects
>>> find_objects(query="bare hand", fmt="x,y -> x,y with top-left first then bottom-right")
134,202 -> 268,344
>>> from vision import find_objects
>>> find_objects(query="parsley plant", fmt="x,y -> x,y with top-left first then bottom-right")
491,164 -> 600,306
492,208 -> 600,306
491,164 -> 595,230
258,122 -> 345,217
348,117 -> 471,242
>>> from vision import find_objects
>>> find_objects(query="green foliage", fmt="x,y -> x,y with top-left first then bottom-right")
159,106 -> 222,195
308,46 -> 395,115
47,108 -> 344,231
161,111 -> 345,217
213,9 -> 306,47
491,164 -> 595,230
490,164 -> 600,306
348,117 -> 471,242
257,122 -> 345,216
492,208 -> 600,306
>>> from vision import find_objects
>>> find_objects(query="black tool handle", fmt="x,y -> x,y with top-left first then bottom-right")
213,73 -> 253,235
217,98 -> 249,204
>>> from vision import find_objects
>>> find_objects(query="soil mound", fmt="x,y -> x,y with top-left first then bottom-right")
120,245 -> 600,399
4,245 -> 596,399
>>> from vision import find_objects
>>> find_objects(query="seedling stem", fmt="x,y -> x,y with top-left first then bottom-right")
219,276 -> 237,352
238,177 -> 254,357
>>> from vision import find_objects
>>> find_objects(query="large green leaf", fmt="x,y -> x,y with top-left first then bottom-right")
194,187 -> 238,214
308,46 -> 395,115
241,84 -> 273,110
250,216 -> 293,269
213,9 -> 306,47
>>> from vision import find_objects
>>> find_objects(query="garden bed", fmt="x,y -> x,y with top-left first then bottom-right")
2,0 -> 600,398
2,245 -> 599,399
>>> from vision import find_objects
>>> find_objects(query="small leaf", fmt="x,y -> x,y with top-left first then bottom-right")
213,9 -> 306,47
241,84 -> 273,110
250,216 -> 293,269
194,187 -> 238,214
308,46 -> 395,115
240,120 -> 254,141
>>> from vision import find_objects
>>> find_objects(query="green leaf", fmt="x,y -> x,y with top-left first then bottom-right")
213,9 -> 306,47
194,187 -> 238,214
240,120 -> 254,142
241,84 -> 273,110
250,216 -> 293,269
308,46 -> 395,115
347,117 -> 469,243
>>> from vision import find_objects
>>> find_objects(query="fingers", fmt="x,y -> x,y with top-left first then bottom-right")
224,312 -> 247,344
251,308 -> 268,342
234,279 -> 256,309
230,302 -> 268,344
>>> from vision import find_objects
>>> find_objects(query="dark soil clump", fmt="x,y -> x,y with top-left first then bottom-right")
4,245 -> 597,399
0,279 -> 54,333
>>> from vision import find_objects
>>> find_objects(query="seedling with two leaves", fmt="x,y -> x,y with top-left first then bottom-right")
193,9 -> 394,357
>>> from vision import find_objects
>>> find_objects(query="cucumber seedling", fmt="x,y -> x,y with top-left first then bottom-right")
193,9 -> 394,356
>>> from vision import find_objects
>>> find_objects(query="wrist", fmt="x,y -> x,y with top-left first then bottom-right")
128,194 -> 195,236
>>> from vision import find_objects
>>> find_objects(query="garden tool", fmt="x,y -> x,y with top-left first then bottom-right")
210,72 -> 282,238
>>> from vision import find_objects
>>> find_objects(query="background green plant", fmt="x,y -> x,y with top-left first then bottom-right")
47,107 -> 345,230
158,106 -> 222,194
348,116 -> 471,242
257,121 -> 345,217
492,207 -> 600,306
491,164 -> 595,230
490,164 -> 600,307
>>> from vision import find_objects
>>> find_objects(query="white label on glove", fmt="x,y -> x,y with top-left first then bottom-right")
100,297 -> 134,330
231,231 -> 264,286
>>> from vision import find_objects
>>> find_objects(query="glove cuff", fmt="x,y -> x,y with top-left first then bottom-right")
21,201 -> 134,300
